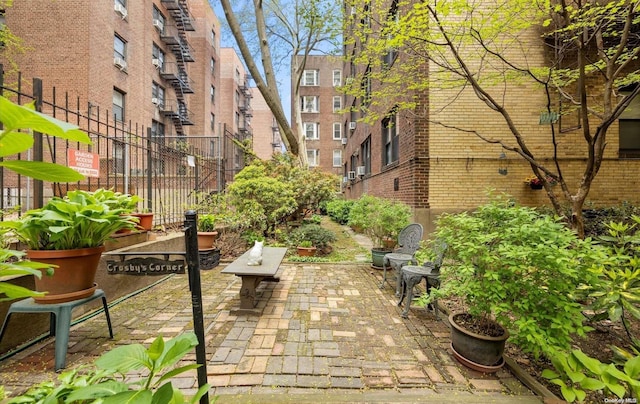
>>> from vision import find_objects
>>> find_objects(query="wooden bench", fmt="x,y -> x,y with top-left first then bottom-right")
221,247 -> 287,309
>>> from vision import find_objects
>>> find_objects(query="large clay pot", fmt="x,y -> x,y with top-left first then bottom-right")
133,212 -> 154,231
297,246 -> 317,256
449,312 -> 509,371
26,246 -> 105,304
197,231 -> 218,250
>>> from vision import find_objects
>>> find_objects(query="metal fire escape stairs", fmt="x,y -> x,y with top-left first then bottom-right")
160,0 -> 195,137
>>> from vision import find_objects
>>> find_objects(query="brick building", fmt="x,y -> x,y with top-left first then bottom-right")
335,0 -> 640,234
292,55 -> 345,176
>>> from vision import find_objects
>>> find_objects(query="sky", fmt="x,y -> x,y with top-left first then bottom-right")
210,1 -> 293,122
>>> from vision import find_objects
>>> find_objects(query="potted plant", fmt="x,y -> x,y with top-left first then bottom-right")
5,189 -> 137,303
290,224 -> 336,256
422,196 -> 597,371
348,195 -> 411,268
197,213 -> 218,251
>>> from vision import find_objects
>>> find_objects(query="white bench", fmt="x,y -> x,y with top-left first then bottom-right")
221,246 -> 287,309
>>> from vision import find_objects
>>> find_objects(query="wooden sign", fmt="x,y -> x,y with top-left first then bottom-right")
106,257 -> 186,275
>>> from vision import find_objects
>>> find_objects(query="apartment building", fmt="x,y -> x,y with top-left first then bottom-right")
338,0 -> 640,234
292,55 -> 345,176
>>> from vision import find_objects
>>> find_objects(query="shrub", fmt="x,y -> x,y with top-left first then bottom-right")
348,195 -> 411,247
326,199 -> 354,224
289,224 -> 336,249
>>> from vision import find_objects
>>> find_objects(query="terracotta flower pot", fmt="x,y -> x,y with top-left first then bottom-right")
197,231 -> 218,250
133,212 -> 154,231
26,246 -> 105,304
297,246 -> 317,256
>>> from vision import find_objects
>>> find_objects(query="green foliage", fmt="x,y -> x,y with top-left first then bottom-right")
197,214 -> 217,232
348,195 -> 411,248
0,96 -> 91,182
0,249 -> 52,301
3,189 -> 137,250
326,199 -> 354,225
543,349 -> 640,402
7,332 -> 210,404
289,224 -> 336,249
287,255 -> 330,263
425,195 -> 599,357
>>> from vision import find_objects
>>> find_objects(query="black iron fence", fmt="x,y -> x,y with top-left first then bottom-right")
0,67 -> 246,229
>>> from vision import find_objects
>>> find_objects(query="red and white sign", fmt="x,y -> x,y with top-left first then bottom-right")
68,149 -> 100,178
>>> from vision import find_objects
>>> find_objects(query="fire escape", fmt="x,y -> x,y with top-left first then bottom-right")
159,0 -> 195,137
238,75 -> 253,141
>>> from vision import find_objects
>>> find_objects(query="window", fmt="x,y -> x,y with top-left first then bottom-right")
333,96 -> 342,113
333,122 -> 342,140
211,29 -> 216,48
152,43 -> 165,69
152,82 -> 164,107
361,136 -> 371,174
619,89 -> 640,158
113,88 -> 125,121
333,149 -> 342,167
304,122 -> 319,139
333,70 -> 342,86
210,57 -> 215,74
382,112 -> 399,165
113,140 -> 125,174
235,90 -> 239,108
363,66 -> 372,108
307,149 -> 319,166
210,85 -> 215,103
301,96 -> 319,113
151,120 -> 165,140
114,34 -> 126,60
210,113 -> 215,130
383,0 -> 400,68
302,70 -> 319,86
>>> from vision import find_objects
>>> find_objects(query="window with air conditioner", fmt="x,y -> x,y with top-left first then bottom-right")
114,34 -> 127,69
152,82 -> 164,108
304,122 -> 319,140
302,70 -> 319,86
152,6 -> 165,30
152,43 -> 164,69
301,96 -> 318,113
356,166 -> 366,176
114,0 -> 127,18
349,121 -> 357,130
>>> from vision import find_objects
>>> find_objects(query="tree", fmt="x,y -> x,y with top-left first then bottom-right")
343,0 -> 640,238
218,0 -> 342,166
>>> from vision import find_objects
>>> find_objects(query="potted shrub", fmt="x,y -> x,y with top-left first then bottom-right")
296,240 -> 317,256
348,195 -> 411,268
5,189 -> 137,303
290,224 -> 336,256
197,213 -> 218,251
423,196 -> 597,371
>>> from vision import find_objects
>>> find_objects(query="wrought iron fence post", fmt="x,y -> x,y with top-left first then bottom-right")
184,210 -> 208,404
33,78 -> 44,209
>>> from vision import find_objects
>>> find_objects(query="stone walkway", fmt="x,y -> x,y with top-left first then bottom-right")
0,259 -> 546,403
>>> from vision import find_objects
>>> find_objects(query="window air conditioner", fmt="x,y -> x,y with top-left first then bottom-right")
348,171 -> 356,180
342,176 -> 349,184
356,166 -> 366,176
152,19 -> 164,31
341,138 -> 348,145
113,57 -> 127,71
114,3 -> 128,19
349,121 -> 357,130
151,97 -> 161,106
152,58 -> 161,68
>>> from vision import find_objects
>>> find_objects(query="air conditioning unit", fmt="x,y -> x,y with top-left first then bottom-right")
347,171 -> 356,180
350,6 -> 356,16
341,138 -> 348,145
114,3 -> 128,19
113,57 -> 127,71
152,58 -> 161,68
356,166 -> 366,176
151,97 -> 161,106
152,19 -> 164,31
349,121 -> 357,130
342,176 -> 349,184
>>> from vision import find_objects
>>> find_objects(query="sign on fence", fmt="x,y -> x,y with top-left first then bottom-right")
106,257 -> 186,275
68,149 -> 100,177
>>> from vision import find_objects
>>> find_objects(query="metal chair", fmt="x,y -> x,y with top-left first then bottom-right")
398,241 -> 447,319
379,223 -> 424,295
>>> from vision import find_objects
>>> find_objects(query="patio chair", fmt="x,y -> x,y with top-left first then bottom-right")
379,223 -> 423,295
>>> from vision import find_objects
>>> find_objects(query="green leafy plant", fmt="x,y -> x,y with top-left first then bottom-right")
542,349 -> 640,402
0,249 -> 53,301
325,199 -> 354,225
422,195 -> 600,357
7,332 -> 210,404
3,189 -> 137,250
197,214 -> 217,233
299,240 -> 313,248
348,195 -> 411,248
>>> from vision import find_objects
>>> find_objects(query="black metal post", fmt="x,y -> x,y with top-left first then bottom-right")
184,211 -> 209,404
146,127 -> 153,212
33,78 -> 44,208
